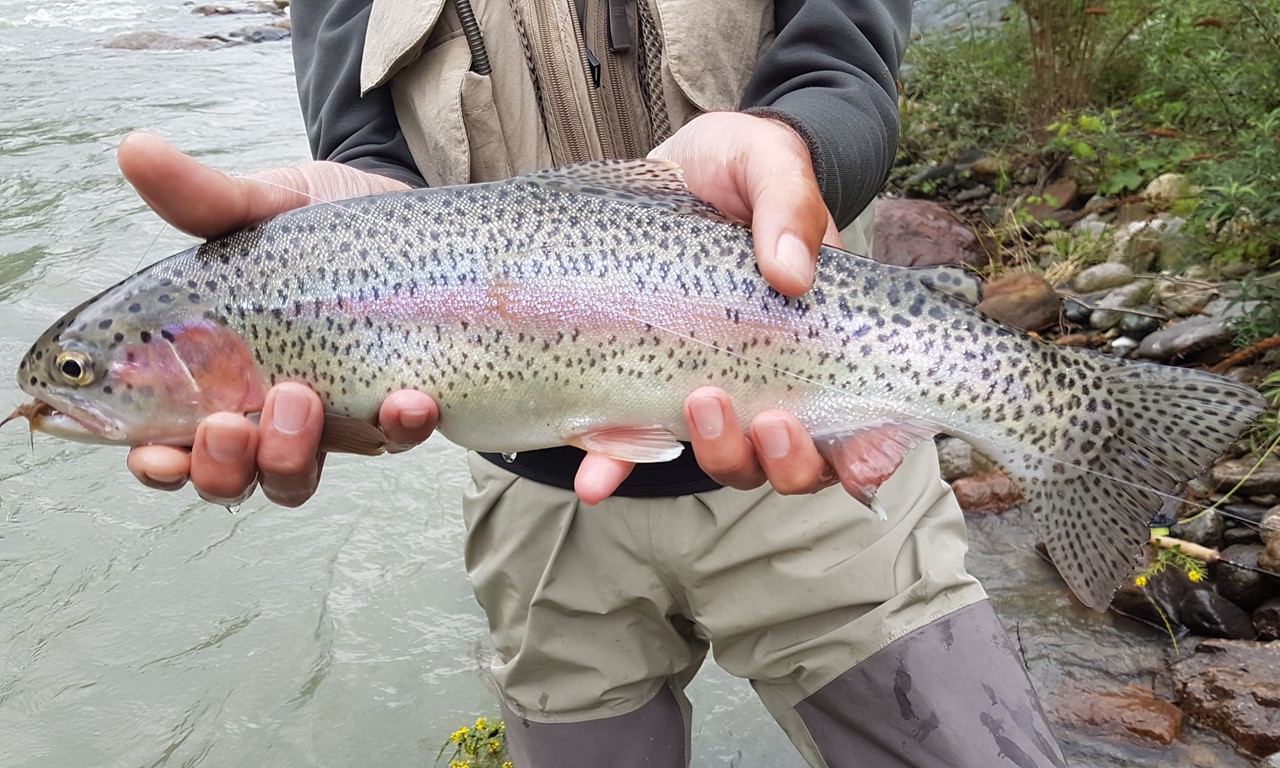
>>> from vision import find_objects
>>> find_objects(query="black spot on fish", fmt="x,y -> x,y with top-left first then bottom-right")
98,319 -> 113,330
102,385 -> 113,395
113,332 -> 124,343
160,329 -> 175,343
139,331 -> 152,344
128,303 -> 141,313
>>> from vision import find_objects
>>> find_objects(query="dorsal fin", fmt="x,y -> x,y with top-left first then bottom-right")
514,159 -> 731,221
913,265 -> 984,305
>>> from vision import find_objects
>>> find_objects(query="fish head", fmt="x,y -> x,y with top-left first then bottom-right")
11,272 -> 267,447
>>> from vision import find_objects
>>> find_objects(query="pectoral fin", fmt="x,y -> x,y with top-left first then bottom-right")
569,426 -> 685,463
813,421 -> 938,520
319,411 -> 389,456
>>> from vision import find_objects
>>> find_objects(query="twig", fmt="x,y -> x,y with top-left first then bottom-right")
1209,334 -> 1280,373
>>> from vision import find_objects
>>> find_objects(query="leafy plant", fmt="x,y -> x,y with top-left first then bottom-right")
436,717 -> 511,768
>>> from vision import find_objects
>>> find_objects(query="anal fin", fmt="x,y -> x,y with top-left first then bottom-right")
813,422 -> 938,520
569,425 -> 684,463
319,411 -> 388,456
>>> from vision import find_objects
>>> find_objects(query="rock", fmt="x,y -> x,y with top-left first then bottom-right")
104,30 -> 240,50
977,272 -> 1060,331
1263,506 -> 1280,573
1062,292 -> 1104,325
229,24 -> 290,41
966,155 -> 1004,183
1025,179 -> 1079,221
1154,279 -> 1218,316
953,184 -> 991,202
1117,306 -> 1167,339
1071,262 -> 1134,293
871,198 -> 982,267
1256,598 -> 1280,640
1172,511 -> 1224,549
1173,638 -> 1280,757
1225,525 -> 1263,546
1146,172 -> 1193,202
1109,215 -> 1188,272
952,471 -> 1022,514
1089,280 -> 1153,330
1135,315 -> 1231,359
936,437 -> 973,482
1110,568 -> 1191,633
1057,685 -> 1184,745
1070,211 -> 1109,239
1179,588 -> 1257,639
1212,457 -> 1280,497
1213,544 -> 1273,612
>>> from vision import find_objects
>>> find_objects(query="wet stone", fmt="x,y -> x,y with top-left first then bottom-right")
1212,544 -> 1273,612
870,198 -> 982,267
1179,588 -> 1257,640
1255,597 -> 1280,640
1117,305 -> 1167,339
1212,458 -> 1280,498
1057,685 -> 1184,745
952,471 -> 1022,514
1173,639 -> 1280,757
1171,510 -> 1224,550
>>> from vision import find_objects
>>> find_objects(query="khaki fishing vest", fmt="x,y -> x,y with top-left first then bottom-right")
361,0 -> 774,186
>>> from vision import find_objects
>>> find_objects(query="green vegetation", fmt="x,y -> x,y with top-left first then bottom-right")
897,0 -> 1280,264
436,717 -> 511,768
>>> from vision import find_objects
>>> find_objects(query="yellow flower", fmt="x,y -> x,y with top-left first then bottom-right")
1134,574 -> 1148,587
1187,569 -> 1204,583
450,727 -> 470,743
475,716 -> 489,730
488,740 -> 500,753
449,761 -> 471,768
501,763 -> 514,768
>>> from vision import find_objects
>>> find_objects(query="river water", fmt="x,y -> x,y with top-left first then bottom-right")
0,2 -> 1259,767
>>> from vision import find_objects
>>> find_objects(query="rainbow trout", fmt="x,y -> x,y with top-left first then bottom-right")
6,160 -> 1265,610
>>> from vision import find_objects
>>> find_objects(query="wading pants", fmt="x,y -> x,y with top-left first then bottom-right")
462,443 -> 1067,768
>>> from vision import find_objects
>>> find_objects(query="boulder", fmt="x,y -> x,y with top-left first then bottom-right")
1071,262 -> 1134,294
977,272 -> 1061,331
1057,685 -> 1183,745
1173,639 -> 1280,757
871,198 -> 982,267
952,471 -> 1022,514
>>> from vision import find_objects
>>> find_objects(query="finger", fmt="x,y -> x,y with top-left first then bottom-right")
574,453 -> 635,505
378,389 -> 439,453
683,387 -> 767,490
747,167 -> 831,297
117,132 -> 409,239
189,412 -> 261,503
748,411 -> 834,495
255,383 -> 326,507
127,445 -> 192,491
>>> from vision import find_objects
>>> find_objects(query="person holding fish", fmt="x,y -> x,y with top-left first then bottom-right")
119,1 -> 1069,765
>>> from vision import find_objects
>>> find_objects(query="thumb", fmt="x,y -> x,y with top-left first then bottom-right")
742,131 -> 841,297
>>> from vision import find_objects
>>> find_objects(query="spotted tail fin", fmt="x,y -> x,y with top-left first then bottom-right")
997,361 -> 1265,611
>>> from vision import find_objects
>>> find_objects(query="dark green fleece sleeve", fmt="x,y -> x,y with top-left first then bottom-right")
743,0 -> 911,228
291,0 -> 427,187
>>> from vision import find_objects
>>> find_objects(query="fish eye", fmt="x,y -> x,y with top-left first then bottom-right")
55,350 -> 95,386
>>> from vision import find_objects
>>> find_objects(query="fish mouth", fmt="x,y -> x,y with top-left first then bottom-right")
2,398 -> 128,445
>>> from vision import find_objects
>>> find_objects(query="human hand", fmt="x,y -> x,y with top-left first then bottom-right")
119,132 -> 438,506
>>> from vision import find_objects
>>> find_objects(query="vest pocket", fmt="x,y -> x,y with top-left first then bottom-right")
461,71 -> 515,182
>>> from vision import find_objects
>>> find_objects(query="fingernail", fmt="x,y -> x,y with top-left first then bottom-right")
205,420 -> 252,464
399,408 -> 432,431
144,470 -> 186,485
689,396 -> 724,439
755,420 -> 792,459
271,388 -> 311,435
776,232 -> 814,289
